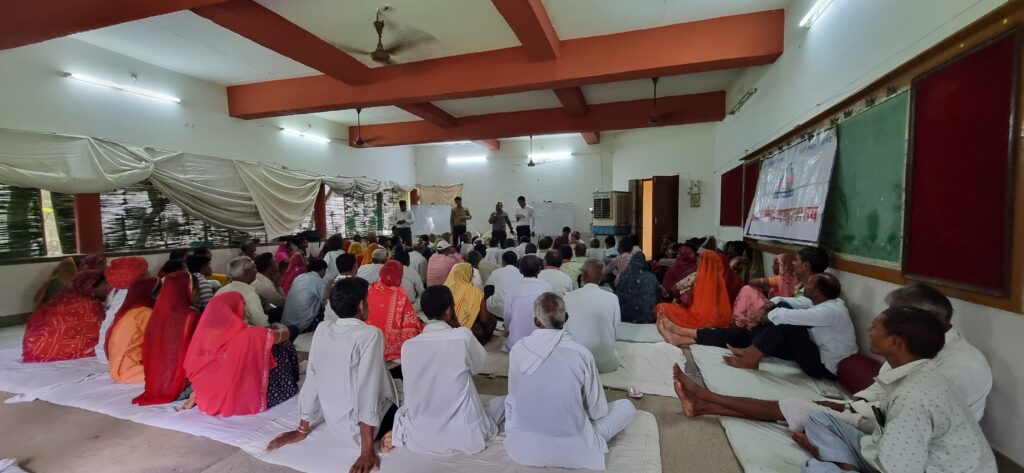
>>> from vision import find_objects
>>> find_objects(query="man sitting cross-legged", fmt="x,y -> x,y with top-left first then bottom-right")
671,283 -> 993,437
504,292 -> 636,470
661,273 -> 856,380
382,285 -> 505,455
267,277 -> 398,473
563,259 -> 621,373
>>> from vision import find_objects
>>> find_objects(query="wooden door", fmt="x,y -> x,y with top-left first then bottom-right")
651,175 -> 679,257
629,179 -> 643,243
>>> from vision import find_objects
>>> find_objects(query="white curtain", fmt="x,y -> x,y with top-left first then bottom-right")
235,162 -> 321,239
418,184 -> 463,205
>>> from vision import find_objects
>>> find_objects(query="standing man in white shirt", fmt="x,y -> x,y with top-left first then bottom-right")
538,251 -> 573,296
385,286 -> 504,455
665,273 -> 856,380
505,293 -> 636,470
513,195 -> 534,239
267,277 -> 398,473
502,255 -> 553,352
485,251 -> 522,318
563,259 -> 621,373
393,200 -> 415,247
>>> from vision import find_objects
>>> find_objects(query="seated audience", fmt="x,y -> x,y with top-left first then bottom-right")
667,274 -> 855,380
80,254 -> 107,272
22,270 -> 108,363
408,242 -> 428,283
239,239 -> 258,260
252,253 -> 285,312
107,277 -> 159,383
391,246 -> 424,308
558,245 -> 583,291
795,307 -> 994,473
32,257 -> 78,310
502,255 -> 553,352
615,252 -> 663,324
539,251 -> 573,295
445,263 -> 497,345
775,247 -> 830,306
661,245 -> 698,294
356,248 -> 389,284
385,286 -> 504,455
321,234 -> 347,281
97,256 -> 148,363
703,240 -> 743,303
324,253 -> 358,323
733,253 -> 800,327
536,236 -> 553,256
505,293 -> 636,470
603,235 -> 619,260
157,250 -> 188,278
485,251 -> 523,318
219,256 -> 269,327
347,236 -> 365,264
366,260 -> 423,361
552,226 -> 571,249
484,238 -> 504,264
280,252 -> 307,294
603,238 -> 634,278
586,238 -> 605,261
570,243 -> 589,267
514,235 -> 530,258
563,259 -> 621,373
464,250 -> 485,289
426,240 -> 461,286
182,292 -> 299,416
475,247 -> 500,284
281,259 -> 328,333
186,254 -> 215,311
266,277 -> 398,473
655,250 -> 733,330
133,271 -> 201,405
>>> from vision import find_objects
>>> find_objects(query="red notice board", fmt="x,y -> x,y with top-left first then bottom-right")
742,160 -> 761,226
720,165 -> 744,226
905,30 -> 1020,294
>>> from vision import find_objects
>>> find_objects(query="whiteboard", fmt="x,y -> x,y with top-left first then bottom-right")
530,201 -> 575,238
410,204 -> 451,236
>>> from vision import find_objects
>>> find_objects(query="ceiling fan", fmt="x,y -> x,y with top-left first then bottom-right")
340,5 -> 437,65
352,108 -> 369,147
648,77 -> 668,125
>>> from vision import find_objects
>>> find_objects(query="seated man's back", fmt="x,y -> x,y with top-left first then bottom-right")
563,262 -> 621,373
502,278 -> 552,351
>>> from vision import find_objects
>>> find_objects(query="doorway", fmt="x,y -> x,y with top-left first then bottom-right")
630,175 -> 679,258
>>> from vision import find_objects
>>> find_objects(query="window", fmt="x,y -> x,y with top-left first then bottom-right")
342,189 -> 397,237
100,180 -> 266,251
300,191 -> 347,236
0,185 -> 76,260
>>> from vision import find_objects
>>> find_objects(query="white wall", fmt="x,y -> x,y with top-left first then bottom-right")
0,37 -> 416,184
609,124 -> 718,239
413,136 -> 612,238
720,0 -> 1022,464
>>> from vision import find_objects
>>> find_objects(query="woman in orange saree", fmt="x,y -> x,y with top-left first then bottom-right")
107,277 -> 159,383
655,251 -> 733,338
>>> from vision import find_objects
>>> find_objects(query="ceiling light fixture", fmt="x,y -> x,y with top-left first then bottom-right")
447,155 -> 487,164
528,151 -> 573,162
64,72 -> 181,103
799,0 -> 835,28
281,127 -> 331,144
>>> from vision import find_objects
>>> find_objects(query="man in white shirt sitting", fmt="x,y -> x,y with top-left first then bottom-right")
391,246 -> 424,310
356,249 -> 389,284
384,286 -> 504,455
219,256 -> 269,327
485,251 -> 522,318
539,251 -> 573,296
503,255 -> 553,352
408,242 -> 428,284
484,238 -> 504,264
669,273 -> 856,380
796,307 -> 995,473
323,253 -> 357,324
563,259 -> 621,373
252,252 -> 286,315
505,292 -> 636,470
267,277 -> 398,473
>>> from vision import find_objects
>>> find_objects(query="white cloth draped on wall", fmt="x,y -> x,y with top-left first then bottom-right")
418,184 -> 463,205
0,127 -> 408,239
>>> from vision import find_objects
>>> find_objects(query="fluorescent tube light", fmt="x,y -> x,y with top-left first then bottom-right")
799,0 -> 835,28
447,155 -> 487,164
528,151 -> 573,162
65,72 -> 181,103
281,128 -> 332,143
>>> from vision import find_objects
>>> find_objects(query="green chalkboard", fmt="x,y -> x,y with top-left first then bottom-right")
819,91 -> 909,263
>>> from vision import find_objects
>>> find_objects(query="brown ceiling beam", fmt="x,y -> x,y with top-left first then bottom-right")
491,0 -> 560,60
397,103 -> 459,128
581,131 -> 600,145
553,87 -> 588,117
0,0 -> 230,51
193,0 -> 372,85
349,91 -> 724,147
474,139 -> 502,151
226,10 -> 784,119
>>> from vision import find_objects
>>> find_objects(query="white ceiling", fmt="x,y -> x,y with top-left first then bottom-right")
72,11 -> 318,86
314,106 -> 422,126
542,0 -> 790,39
255,0 -> 521,67
434,90 -> 564,117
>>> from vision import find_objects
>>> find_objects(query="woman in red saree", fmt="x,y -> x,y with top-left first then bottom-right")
132,271 -> 200,406
22,271 -> 108,363
106,277 -> 159,383
366,260 -> 423,362
280,253 -> 306,295
661,246 -> 698,294
654,252 -> 733,338
183,292 -> 299,416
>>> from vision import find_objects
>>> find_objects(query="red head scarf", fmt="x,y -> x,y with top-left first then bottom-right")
366,260 -> 422,361
656,254 -> 733,330
22,270 -> 106,363
104,276 -> 158,356
183,292 -> 275,416
105,257 -> 149,289
280,253 -> 307,294
662,246 -> 698,293
133,271 -> 200,406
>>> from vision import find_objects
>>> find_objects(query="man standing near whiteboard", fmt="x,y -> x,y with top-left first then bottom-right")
394,200 -> 415,246
514,196 -> 534,239
489,202 -> 514,244
450,196 -> 472,245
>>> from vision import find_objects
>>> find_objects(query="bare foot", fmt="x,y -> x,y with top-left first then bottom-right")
673,364 -> 713,401
658,319 -> 696,346
726,344 -> 746,356
723,347 -> 761,371
380,431 -> 395,453
791,432 -> 819,458
673,379 -> 700,417
181,392 -> 196,410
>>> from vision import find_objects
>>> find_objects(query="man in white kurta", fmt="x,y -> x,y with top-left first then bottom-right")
268,277 -> 397,472
390,286 -> 504,455
503,255 -> 553,352
484,251 -> 522,318
538,252 -> 573,296
355,249 -> 388,284
563,259 -> 621,373
505,293 -> 636,470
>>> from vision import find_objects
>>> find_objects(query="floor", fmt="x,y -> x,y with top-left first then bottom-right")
0,369 -> 743,473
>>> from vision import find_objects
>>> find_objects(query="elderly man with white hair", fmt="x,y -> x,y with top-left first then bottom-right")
219,256 -> 269,327
504,292 -> 636,470
356,248 -> 390,284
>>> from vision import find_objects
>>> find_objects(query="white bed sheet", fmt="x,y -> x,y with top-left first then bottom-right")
616,323 -> 663,343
